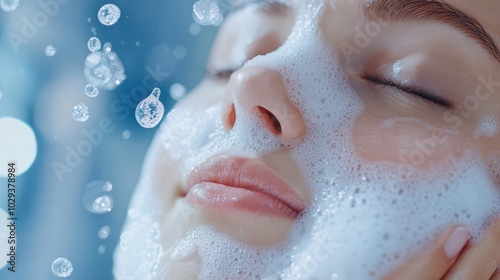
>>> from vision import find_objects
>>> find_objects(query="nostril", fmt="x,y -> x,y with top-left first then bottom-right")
258,106 -> 282,134
227,104 -> 236,130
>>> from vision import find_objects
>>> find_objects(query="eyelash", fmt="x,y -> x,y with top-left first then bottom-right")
362,73 -> 454,109
206,67 -> 237,80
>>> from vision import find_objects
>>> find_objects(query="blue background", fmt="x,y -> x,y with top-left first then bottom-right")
0,0 -> 220,279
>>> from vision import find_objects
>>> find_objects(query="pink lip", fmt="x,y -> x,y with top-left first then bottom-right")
184,155 -> 306,219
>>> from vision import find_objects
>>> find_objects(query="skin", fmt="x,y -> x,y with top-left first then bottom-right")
122,0 -> 500,279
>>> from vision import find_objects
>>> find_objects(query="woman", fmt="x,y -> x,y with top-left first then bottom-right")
114,0 -> 500,279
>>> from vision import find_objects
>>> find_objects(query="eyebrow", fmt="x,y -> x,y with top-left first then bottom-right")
365,0 -> 500,62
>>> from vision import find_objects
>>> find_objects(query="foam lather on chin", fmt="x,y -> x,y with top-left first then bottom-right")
115,0 -> 500,279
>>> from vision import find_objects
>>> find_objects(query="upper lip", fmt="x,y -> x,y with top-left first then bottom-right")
184,155 -> 306,213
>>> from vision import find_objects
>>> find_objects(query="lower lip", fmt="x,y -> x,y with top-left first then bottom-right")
185,182 -> 298,219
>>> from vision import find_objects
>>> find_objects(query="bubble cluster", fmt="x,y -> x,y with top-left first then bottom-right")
82,180 -> 114,214
84,46 -> 126,90
135,87 -> 165,128
193,0 -> 223,26
51,257 -> 73,278
98,4 -> 121,26
45,45 -> 57,57
72,103 -> 90,122
0,0 -> 19,12
84,83 -> 100,97
87,37 -> 102,52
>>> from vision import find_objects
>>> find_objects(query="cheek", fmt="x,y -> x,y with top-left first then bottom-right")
352,109 -> 470,168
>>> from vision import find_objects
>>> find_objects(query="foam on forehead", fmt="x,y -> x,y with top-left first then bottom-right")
115,0 -> 500,278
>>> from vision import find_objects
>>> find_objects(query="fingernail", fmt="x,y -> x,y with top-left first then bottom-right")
444,227 -> 470,259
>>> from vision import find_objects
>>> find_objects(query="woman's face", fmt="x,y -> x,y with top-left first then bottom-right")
114,0 -> 500,279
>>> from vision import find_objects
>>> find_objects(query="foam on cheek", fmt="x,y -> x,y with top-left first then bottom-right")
473,115 -> 499,139
118,0 -> 500,279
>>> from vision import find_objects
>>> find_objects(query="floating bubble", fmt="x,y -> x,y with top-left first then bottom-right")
87,17 -> 91,23
193,0 -> 223,26
84,84 -> 100,97
103,42 -> 112,53
170,83 -> 186,101
93,196 -> 114,213
72,103 -> 90,122
98,225 -> 111,239
98,4 -> 121,26
51,257 -> 73,278
0,117 -> 37,176
45,45 -> 57,57
98,245 -> 106,254
122,130 -> 131,140
0,0 -> 19,12
87,37 -> 101,52
82,180 -> 114,214
90,27 -> 97,35
189,22 -> 201,35
84,48 -> 126,90
135,87 -> 165,128
173,45 -> 187,59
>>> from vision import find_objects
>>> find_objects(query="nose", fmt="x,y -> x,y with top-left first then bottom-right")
222,67 -> 306,139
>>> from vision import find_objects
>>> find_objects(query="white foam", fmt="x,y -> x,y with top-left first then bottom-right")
115,0 -> 500,279
473,115 -> 499,139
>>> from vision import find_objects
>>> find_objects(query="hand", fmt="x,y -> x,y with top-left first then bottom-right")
383,218 -> 500,280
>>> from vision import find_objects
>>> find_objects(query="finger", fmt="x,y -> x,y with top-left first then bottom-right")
383,227 -> 470,280
445,218 -> 500,280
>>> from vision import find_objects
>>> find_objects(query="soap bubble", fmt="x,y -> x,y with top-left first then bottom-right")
93,196 -> 114,213
0,118 -> 37,176
98,245 -> 106,254
103,42 -> 112,53
122,130 -> 131,140
87,37 -> 101,52
98,225 -> 111,239
84,84 -> 100,97
51,257 -> 73,277
45,45 -> 57,57
174,45 -> 187,59
84,49 -> 126,90
72,103 -> 90,122
193,0 -> 223,26
98,4 -> 121,26
189,22 -> 201,35
169,83 -> 186,100
82,180 -> 114,214
135,87 -> 165,128
0,0 -> 19,12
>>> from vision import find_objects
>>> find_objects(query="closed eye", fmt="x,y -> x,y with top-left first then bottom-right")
206,66 -> 239,80
362,73 -> 454,109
